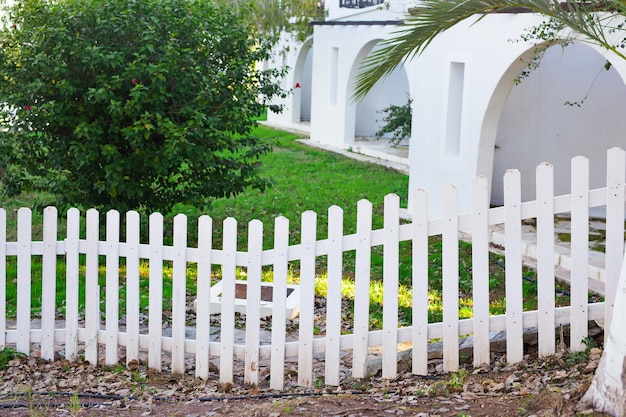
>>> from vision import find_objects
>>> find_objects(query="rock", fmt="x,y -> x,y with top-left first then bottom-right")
504,374 -> 518,389
490,383 -> 505,392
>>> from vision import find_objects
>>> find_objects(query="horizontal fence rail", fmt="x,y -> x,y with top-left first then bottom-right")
0,147 -> 624,389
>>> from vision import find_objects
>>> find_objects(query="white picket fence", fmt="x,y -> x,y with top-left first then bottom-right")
0,148 -> 624,389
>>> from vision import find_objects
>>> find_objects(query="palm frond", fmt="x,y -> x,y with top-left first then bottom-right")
353,0 -> 626,100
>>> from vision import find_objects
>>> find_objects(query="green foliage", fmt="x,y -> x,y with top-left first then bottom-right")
0,0 -> 286,214
375,96 -> 412,146
224,0 -> 326,43
0,347 -> 25,370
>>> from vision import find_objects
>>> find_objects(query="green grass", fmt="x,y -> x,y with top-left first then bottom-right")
0,124 -> 593,330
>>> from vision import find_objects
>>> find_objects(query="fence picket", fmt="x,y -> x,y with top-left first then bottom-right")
442,184 -> 459,372
16,208 -> 32,354
126,211 -> 141,363
0,209 -> 5,348
244,220 -> 263,386
471,177 -> 490,366
105,210 -> 120,366
352,199 -> 372,379
220,218 -> 237,384
298,211 -> 317,387
536,163 -> 556,357
504,170 -> 524,364
85,209 -> 100,364
195,215 -> 213,380
570,156 -> 589,352
604,147 -> 625,335
325,206 -> 344,386
148,213 -> 164,371
412,190 -> 429,375
171,214 -> 188,374
382,194 -> 400,379
41,207 -> 58,361
65,208 -> 80,360
270,217 -> 289,390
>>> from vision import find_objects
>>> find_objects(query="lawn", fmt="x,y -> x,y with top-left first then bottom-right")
0,124 -> 573,328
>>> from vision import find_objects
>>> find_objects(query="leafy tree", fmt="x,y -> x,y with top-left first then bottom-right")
0,0 -> 286,214
228,0 -> 325,43
352,0 -> 626,414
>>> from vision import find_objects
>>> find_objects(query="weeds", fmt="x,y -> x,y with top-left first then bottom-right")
0,347 -> 25,370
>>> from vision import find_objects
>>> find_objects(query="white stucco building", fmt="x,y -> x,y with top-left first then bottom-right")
266,0 -> 626,216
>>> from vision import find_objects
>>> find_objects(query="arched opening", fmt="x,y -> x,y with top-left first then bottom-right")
480,42 -> 626,206
347,40 -> 411,151
292,38 -> 314,125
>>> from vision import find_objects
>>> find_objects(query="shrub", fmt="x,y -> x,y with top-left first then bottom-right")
0,0 -> 286,214
375,96 -> 412,146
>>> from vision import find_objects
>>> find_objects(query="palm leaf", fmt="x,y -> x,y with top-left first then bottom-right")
353,0 -> 626,100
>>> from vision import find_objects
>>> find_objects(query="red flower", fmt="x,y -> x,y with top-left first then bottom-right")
12,24 -> 17,30
131,79 -> 138,85
23,105 -> 31,111
295,82 -> 301,88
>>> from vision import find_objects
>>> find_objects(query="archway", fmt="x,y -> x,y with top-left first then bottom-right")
479,41 -> 626,206
346,40 -> 411,145
292,37 -> 314,124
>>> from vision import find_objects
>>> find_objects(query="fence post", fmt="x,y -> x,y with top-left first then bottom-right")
171,214 -> 188,374
85,209 -> 100,364
298,211 -> 317,388
412,190 -> 429,375
16,208 -> 32,355
148,213 -> 164,372
126,211 -> 141,364
604,147 -> 625,336
105,210 -> 120,366
270,216 -> 289,390
65,208 -> 80,360
41,207 -> 58,361
195,215 -> 213,380
536,163 -> 556,357
244,220 -> 263,386
471,177 -> 490,367
325,206 -> 344,386
382,194 -> 400,379
504,170 -> 523,364
0,209 -> 5,349
220,218 -> 237,384
442,184 -> 459,372
570,156 -> 589,352
352,199 -> 372,379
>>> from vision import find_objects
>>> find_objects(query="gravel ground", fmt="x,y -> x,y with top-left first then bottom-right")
0,337 -> 612,417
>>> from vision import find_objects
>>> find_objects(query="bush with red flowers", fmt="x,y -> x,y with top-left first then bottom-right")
0,0 -> 286,214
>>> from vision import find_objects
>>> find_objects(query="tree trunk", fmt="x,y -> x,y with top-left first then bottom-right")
580,249 -> 626,416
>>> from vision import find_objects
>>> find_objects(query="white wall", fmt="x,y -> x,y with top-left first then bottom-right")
310,23 -> 408,146
355,61 -> 409,138
407,13 -> 626,216
491,42 -> 626,205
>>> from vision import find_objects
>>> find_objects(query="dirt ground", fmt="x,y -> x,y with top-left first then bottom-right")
0,342 -> 613,417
